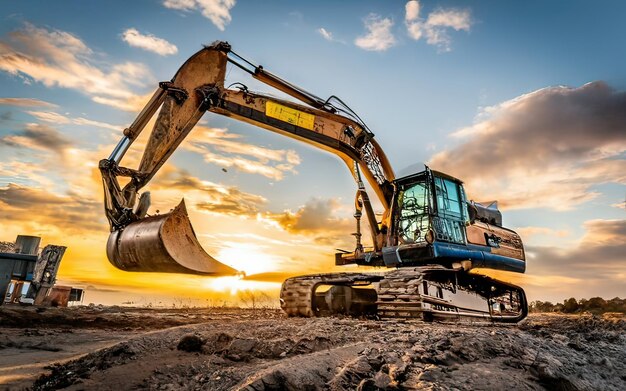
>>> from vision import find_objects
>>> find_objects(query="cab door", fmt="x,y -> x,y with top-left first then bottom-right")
432,176 -> 468,244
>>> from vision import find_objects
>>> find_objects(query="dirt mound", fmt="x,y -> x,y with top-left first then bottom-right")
26,312 -> 625,390
0,305 -> 281,330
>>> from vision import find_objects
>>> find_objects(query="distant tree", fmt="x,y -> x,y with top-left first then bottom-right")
607,297 -> 626,313
563,297 -> 579,313
530,301 -> 552,312
587,297 -> 607,313
530,297 -> 624,314
529,301 -> 542,313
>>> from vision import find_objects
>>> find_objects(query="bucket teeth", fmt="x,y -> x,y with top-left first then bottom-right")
106,199 -> 238,275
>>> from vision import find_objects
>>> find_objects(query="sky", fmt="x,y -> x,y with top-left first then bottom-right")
0,0 -> 624,305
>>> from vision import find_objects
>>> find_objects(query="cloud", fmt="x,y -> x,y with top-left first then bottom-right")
318,28 -> 333,41
0,183 -> 67,208
263,198 -> 356,247
318,27 -> 342,44
0,118 -> 113,202
72,117 -> 122,132
163,0 -> 195,10
0,97 -> 57,108
317,28 -> 346,45
151,168 -> 266,218
0,183 -> 105,233
405,0 -> 420,22
25,110 -> 70,124
355,14 -> 396,51
26,110 -> 121,131
163,0 -> 236,31
184,126 -> 301,181
429,81 -> 626,210
122,28 -> 178,56
0,23 -> 152,110
92,91 -> 154,113
0,123 -> 72,153
580,219 -> 626,244
523,219 -> 626,299
404,1 -> 471,51
0,160 -> 53,188
427,9 -> 472,31
515,226 -> 570,239
196,195 -> 261,217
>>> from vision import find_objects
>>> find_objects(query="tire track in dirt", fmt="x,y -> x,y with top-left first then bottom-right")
22,312 -> 626,391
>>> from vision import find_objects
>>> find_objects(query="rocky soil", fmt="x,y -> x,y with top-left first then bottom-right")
0,306 -> 623,390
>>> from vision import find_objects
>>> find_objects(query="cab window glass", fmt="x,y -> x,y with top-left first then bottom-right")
435,177 -> 462,217
397,180 -> 431,243
433,176 -> 466,244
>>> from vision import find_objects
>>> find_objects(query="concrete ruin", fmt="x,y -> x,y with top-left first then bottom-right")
0,235 -> 83,307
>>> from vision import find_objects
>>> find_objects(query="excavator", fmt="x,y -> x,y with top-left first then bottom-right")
100,41 -> 528,322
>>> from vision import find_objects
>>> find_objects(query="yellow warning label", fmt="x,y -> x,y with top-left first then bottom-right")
265,101 -> 315,130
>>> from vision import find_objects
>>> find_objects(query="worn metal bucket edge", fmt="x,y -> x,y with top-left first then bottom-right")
106,200 -> 238,276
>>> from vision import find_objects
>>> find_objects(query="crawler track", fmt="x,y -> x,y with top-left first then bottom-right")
280,273 -> 383,317
280,267 -> 528,322
280,269 -> 442,320
376,268 -> 427,319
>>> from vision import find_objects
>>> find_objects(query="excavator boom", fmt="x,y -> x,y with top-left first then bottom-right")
100,42 -> 393,275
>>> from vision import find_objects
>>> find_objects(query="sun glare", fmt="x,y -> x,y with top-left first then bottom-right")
206,276 -> 247,294
205,276 -> 277,295
217,243 -> 278,275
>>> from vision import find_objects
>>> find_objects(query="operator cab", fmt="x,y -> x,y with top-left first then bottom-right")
395,169 -> 468,246
337,168 -> 525,274
386,167 -> 525,272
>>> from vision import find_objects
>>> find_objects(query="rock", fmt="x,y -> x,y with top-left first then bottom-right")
177,334 -> 204,352
356,378 -> 377,391
374,371 -> 393,389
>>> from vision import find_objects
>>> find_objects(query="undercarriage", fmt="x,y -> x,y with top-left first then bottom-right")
280,267 -> 527,323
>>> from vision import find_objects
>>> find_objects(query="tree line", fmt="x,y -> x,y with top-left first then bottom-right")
529,297 -> 625,314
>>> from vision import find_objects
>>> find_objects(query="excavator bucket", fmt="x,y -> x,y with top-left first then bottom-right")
106,200 -> 238,275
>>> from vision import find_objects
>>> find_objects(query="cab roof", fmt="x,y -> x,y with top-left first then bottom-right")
394,168 -> 463,185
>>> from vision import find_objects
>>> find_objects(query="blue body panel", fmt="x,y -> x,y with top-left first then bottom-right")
432,241 -> 525,273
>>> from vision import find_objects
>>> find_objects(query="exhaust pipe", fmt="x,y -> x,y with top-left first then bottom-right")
106,200 -> 238,275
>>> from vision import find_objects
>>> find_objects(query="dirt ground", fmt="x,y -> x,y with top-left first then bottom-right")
0,306 -> 624,391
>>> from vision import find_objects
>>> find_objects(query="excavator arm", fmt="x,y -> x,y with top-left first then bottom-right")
100,41 -> 394,275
